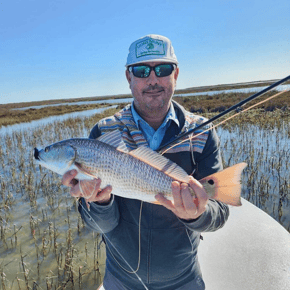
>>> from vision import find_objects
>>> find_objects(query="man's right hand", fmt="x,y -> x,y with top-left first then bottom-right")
62,170 -> 112,204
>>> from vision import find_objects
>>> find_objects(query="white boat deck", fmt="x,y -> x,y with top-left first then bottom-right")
198,198 -> 290,290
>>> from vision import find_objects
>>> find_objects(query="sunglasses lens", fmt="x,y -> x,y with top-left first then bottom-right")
155,64 -> 174,77
131,66 -> 151,78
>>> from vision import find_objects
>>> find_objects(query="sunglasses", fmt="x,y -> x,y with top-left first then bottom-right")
128,63 -> 176,78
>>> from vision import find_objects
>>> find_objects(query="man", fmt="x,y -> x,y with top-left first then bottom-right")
62,34 -> 229,290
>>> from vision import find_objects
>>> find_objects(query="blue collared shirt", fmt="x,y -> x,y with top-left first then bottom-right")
131,102 -> 180,151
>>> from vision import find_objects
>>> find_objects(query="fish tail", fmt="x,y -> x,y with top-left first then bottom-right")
200,163 -> 247,206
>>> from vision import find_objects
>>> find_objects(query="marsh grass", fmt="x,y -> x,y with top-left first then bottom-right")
0,103 -> 112,128
0,89 -> 289,288
173,79 -> 290,95
0,107 -> 120,289
175,90 -> 290,115
2,79 -> 289,128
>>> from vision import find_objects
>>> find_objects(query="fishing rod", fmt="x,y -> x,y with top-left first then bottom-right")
158,74 -> 290,152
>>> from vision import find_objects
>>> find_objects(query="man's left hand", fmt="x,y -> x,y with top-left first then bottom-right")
155,176 -> 209,220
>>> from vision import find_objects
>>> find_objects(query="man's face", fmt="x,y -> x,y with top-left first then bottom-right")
126,61 -> 179,118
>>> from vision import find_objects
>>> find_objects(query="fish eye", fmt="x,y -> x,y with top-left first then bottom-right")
45,147 -> 49,153
208,179 -> 214,185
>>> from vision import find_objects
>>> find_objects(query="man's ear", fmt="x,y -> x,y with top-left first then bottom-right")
174,66 -> 179,81
126,69 -> 131,84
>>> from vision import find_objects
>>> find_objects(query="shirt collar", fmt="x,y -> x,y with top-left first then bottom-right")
131,101 -> 180,130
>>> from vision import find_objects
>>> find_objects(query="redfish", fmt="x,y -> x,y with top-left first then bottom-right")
34,130 -> 246,206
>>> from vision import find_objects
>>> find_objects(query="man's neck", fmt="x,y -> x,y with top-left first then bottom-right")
134,106 -> 170,130
144,117 -> 165,131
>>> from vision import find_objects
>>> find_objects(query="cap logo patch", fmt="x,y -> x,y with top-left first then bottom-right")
135,38 -> 165,58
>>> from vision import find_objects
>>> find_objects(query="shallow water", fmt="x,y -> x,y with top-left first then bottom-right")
0,106 -> 117,136
174,84 -> 290,98
0,106 -> 289,289
12,99 -> 132,111
0,111 -> 109,289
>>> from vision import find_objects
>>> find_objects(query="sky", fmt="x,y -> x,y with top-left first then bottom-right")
0,0 -> 289,105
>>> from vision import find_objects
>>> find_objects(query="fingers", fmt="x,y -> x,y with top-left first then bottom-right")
86,184 -> 112,204
155,193 -> 175,212
180,183 -> 197,214
155,182 -> 191,216
62,170 -> 78,187
188,176 -> 208,213
72,178 -> 112,203
62,170 -> 112,204
174,182 -> 198,219
70,181 -> 83,197
171,181 -> 184,209
156,177 -> 209,220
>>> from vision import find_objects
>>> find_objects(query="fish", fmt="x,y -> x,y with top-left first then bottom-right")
33,130 -> 247,206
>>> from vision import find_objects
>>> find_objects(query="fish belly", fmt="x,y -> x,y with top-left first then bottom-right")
75,142 -> 174,202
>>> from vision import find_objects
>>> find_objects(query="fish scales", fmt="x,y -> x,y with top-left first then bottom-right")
70,139 -> 174,202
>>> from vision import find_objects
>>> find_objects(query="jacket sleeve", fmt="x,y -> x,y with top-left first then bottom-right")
181,126 -> 230,232
180,200 -> 229,232
77,123 -> 120,233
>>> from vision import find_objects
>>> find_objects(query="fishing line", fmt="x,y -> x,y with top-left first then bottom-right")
105,201 -> 143,275
78,200 -> 148,290
160,90 -> 288,155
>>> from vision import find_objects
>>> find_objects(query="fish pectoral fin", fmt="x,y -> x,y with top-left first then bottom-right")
97,130 -> 129,152
128,146 -> 190,183
74,162 -> 97,179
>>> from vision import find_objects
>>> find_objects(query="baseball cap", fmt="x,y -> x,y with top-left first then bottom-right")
126,34 -> 178,67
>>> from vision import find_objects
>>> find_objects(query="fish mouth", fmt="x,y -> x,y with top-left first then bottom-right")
34,148 -> 40,161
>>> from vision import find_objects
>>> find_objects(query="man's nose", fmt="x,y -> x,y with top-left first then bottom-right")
146,69 -> 159,85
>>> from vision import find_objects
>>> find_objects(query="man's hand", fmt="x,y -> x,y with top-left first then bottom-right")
155,176 -> 208,220
62,170 -> 112,204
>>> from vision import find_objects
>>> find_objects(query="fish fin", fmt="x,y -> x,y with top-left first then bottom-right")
128,146 -> 190,183
79,180 -> 97,199
97,130 -> 129,152
200,162 -> 247,206
75,162 -> 97,179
